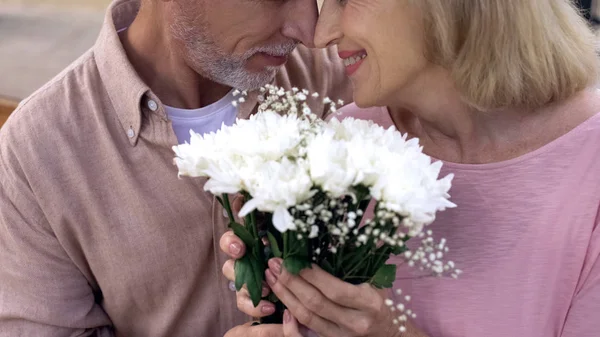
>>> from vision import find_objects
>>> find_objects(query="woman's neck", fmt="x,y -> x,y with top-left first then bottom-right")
387,69 -> 599,164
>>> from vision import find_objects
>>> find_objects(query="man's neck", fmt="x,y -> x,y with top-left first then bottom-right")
120,3 -> 230,109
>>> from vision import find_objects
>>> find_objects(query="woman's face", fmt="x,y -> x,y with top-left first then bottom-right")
316,0 -> 430,108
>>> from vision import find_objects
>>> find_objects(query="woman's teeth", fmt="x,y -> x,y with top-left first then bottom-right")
343,53 -> 367,67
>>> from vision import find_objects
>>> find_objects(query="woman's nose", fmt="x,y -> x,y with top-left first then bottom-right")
314,1 -> 343,48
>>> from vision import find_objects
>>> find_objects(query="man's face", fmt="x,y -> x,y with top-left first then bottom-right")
169,0 -> 318,90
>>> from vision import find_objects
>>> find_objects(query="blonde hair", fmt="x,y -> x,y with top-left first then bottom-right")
416,0 -> 599,110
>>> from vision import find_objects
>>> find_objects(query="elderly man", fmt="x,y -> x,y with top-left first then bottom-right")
0,0 -> 350,336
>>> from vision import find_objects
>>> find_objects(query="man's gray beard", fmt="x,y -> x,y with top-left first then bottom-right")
171,20 -> 297,91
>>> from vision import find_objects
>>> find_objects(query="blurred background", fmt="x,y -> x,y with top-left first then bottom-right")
0,0 -> 111,124
0,0 -> 597,126
0,0 -> 109,98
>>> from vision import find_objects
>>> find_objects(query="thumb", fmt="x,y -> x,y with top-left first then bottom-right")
225,322 -> 283,337
283,310 -> 306,337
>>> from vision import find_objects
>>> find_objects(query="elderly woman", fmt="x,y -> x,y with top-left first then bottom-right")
221,1 -> 600,336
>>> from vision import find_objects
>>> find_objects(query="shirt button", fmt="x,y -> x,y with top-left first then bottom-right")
223,209 -> 229,218
228,281 -> 236,292
148,100 -> 158,111
127,128 -> 135,138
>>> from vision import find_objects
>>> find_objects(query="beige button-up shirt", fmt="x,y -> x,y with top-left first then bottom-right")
0,0 -> 351,336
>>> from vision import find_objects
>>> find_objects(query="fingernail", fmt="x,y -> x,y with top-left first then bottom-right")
230,243 -> 241,255
251,321 -> 261,326
283,309 -> 291,323
261,304 -> 275,315
262,285 -> 270,297
269,258 -> 282,275
265,269 -> 277,285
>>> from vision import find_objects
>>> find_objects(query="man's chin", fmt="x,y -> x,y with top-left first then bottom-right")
226,69 -> 278,91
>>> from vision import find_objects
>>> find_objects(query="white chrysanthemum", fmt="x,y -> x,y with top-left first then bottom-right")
306,118 -> 387,197
174,87 -> 455,237
305,128 -> 356,197
307,117 -> 416,197
239,158 -> 315,233
231,111 -> 310,160
329,117 -> 387,143
371,149 -> 456,231
322,116 -> 455,233
173,130 -> 245,194
173,110 -> 313,196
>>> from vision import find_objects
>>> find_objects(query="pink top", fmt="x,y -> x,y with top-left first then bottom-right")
336,104 -> 600,337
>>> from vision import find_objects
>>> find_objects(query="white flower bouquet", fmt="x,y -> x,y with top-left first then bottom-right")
173,85 -> 460,329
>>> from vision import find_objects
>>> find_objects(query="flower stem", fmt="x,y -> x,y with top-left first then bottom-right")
222,194 -> 236,222
283,231 -> 289,257
344,252 -> 373,278
250,208 -> 258,240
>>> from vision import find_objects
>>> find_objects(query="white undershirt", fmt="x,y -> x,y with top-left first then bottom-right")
165,90 -> 238,144
117,27 -> 237,143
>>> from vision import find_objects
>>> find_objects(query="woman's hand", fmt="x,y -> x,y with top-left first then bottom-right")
266,258 -> 428,337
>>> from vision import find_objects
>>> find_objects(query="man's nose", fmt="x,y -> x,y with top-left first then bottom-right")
280,0 -> 319,48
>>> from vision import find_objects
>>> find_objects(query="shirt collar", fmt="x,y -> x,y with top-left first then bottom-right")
94,0 -> 162,146
94,0 -> 261,146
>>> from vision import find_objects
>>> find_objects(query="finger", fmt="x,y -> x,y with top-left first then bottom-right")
223,259 -> 236,282
283,310 -> 304,337
224,259 -> 272,296
269,259 -> 359,325
265,268 -> 342,337
298,262 -> 380,310
226,259 -> 275,317
236,291 -> 277,318
224,321 -> 283,337
219,230 -> 246,258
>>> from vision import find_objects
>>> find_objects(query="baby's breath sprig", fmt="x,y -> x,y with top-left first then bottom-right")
232,85 -> 342,122
404,232 -> 462,279
385,287 -> 417,333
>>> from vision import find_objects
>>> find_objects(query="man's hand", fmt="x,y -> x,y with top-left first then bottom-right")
220,194 -> 277,318
224,321 -> 283,337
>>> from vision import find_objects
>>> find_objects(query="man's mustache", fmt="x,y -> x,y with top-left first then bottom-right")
245,41 -> 298,59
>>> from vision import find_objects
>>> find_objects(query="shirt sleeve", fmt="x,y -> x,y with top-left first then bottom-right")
0,127 -> 114,336
561,218 -> 600,337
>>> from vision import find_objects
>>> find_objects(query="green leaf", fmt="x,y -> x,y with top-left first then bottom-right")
234,255 -> 250,291
320,259 -> 335,275
370,264 -> 397,289
286,232 -> 310,259
283,256 -> 312,275
365,246 -> 393,278
248,257 -> 265,306
267,231 -> 282,258
235,255 -> 264,307
230,222 -> 255,248
353,185 -> 370,203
